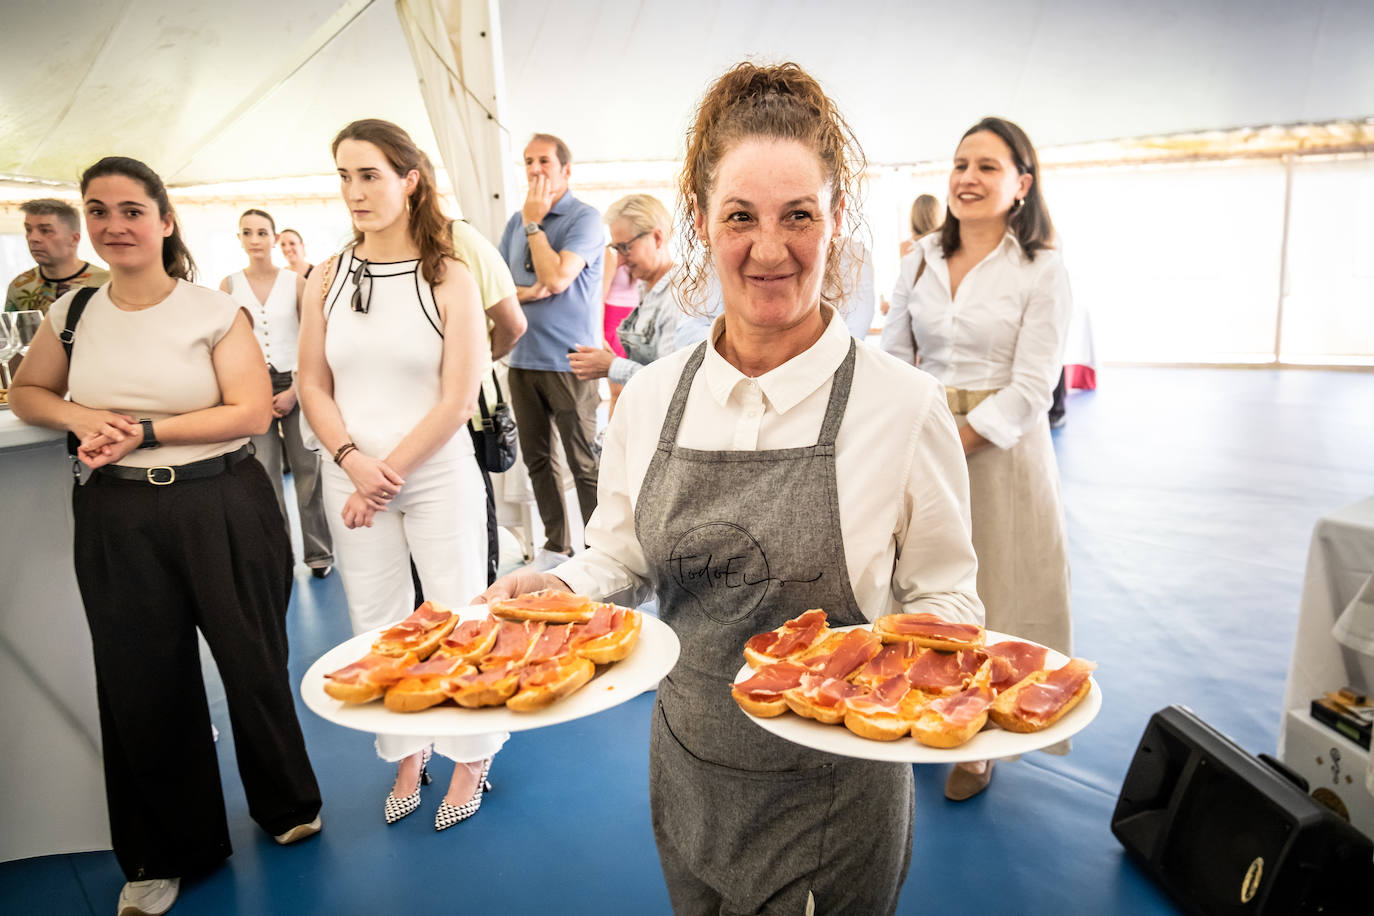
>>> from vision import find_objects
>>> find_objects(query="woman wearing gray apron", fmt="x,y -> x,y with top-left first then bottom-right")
482,62 -> 982,914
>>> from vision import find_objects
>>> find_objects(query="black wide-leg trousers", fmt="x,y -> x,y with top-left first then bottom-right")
72,458 -> 321,881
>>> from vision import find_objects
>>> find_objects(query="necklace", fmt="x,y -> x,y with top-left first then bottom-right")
109,278 -> 177,310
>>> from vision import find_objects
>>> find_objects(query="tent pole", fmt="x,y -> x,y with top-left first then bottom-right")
1273,154 -> 1294,364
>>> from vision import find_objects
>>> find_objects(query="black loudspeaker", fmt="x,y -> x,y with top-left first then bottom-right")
1112,706 -> 1372,915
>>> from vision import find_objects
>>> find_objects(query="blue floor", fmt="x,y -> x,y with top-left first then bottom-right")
4,366 -> 1374,915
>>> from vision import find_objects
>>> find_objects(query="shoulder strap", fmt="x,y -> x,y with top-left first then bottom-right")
59,286 -> 99,359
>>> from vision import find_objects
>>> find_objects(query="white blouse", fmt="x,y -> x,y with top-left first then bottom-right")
553,306 -> 984,626
881,232 -> 1072,450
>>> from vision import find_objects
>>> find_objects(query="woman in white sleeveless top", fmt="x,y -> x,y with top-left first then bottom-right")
298,119 -> 505,832
220,208 -> 334,578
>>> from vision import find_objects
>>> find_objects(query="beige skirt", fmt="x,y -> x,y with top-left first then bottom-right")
960,417 -> 1073,756
959,417 -> 1073,655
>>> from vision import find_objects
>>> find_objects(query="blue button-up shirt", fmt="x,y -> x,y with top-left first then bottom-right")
498,191 -> 604,372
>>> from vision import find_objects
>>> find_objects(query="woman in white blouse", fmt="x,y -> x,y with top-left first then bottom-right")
568,194 -> 678,387
881,116 -> 1073,801
480,62 -> 981,914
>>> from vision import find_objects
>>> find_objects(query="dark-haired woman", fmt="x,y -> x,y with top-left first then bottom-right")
11,157 -> 321,916
297,119 -> 505,831
481,64 -> 981,914
882,117 -> 1074,801
220,209 -> 333,578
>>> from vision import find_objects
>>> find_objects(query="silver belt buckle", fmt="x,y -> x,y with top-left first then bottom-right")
146,466 -> 176,486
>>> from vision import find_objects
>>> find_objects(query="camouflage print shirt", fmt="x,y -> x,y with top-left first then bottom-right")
5,262 -> 110,315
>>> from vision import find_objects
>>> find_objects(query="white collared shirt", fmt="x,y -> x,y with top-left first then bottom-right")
881,232 -> 1072,449
554,306 -> 983,625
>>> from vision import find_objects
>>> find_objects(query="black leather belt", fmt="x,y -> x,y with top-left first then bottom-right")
94,442 -> 254,486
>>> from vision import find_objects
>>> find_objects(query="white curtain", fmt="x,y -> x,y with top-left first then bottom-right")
394,0 -> 511,241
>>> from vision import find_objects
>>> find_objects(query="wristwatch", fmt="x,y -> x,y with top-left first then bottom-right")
523,221 -> 542,237
137,418 -> 159,449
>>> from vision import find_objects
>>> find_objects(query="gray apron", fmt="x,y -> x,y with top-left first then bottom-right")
637,341 -> 913,915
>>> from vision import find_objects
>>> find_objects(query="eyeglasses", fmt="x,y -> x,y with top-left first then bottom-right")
609,231 -> 650,257
350,258 -> 372,314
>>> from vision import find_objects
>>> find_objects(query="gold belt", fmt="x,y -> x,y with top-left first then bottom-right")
945,387 -> 999,416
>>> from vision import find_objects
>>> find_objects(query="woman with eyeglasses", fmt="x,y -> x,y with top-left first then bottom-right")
297,119 -> 506,831
568,194 -> 679,388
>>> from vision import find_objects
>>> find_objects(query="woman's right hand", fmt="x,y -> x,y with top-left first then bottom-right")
339,449 -> 404,510
340,490 -> 377,529
474,569 -> 571,607
69,407 -> 139,446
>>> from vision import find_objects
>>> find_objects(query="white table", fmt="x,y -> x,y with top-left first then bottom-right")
1280,496 -> 1374,799
0,410 -> 110,861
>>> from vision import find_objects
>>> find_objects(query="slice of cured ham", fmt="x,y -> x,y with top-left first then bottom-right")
402,654 -> 472,678
325,653 -> 413,686
803,629 -> 882,680
846,673 -> 913,714
735,662 -> 808,700
482,620 -> 544,666
852,642 -> 919,685
442,616 -> 499,651
526,623 -> 575,664
984,641 -> 1049,692
744,609 -> 829,659
883,613 -> 983,642
928,684 -> 994,727
570,605 -> 623,644
905,648 -> 988,693
1015,659 -> 1097,723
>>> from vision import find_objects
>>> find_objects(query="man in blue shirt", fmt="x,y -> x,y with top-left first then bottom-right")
498,134 -> 604,568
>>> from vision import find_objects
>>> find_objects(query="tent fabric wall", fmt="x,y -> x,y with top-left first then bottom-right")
395,0 -> 513,240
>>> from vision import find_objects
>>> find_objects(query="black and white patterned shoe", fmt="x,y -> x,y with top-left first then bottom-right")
384,749 -> 432,825
435,757 -> 493,832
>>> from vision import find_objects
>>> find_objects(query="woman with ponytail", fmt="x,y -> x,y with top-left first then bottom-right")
11,156 -> 322,916
481,64 -> 980,913
297,119 -> 505,831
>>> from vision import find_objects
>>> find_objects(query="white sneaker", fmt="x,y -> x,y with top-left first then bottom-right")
274,814 -> 322,845
117,877 -> 179,916
525,548 -> 572,572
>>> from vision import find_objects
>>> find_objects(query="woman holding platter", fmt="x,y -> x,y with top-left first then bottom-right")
481,62 -> 982,914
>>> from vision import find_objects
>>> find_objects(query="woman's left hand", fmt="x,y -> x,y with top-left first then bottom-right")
959,423 -> 989,457
341,490 -> 378,529
77,430 -> 140,469
272,387 -> 298,418
568,344 -> 615,380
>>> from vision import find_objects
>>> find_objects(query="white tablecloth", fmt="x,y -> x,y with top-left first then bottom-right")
0,411 -> 110,861
1280,496 -> 1374,798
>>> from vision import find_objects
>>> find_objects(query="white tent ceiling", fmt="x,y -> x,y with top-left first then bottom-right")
1,0 -> 1372,189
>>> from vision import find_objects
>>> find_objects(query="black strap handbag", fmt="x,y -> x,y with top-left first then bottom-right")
59,286 -> 99,461
469,368 -> 517,473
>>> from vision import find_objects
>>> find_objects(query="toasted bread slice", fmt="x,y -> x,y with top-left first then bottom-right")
570,604 -> 641,664
506,656 -> 596,712
323,651 -> 420,703
843,673 -> 918,741
987,659 -> 1096,733
489,588 -> 594,623
873,613 -> 985,652
443,663 -> 521,708
910,683 -> 994,748
741,609 -> 831,669
731,661 -> 809,718
783,673 -> 868,726
436,615 -> 501,662
371,601 -> 459,659
479,619 -> 545,670
384,655 -> 477,712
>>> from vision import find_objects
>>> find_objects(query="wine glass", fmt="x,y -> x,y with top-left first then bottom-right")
0,313 -> 21,388
14,310 -> 41,356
